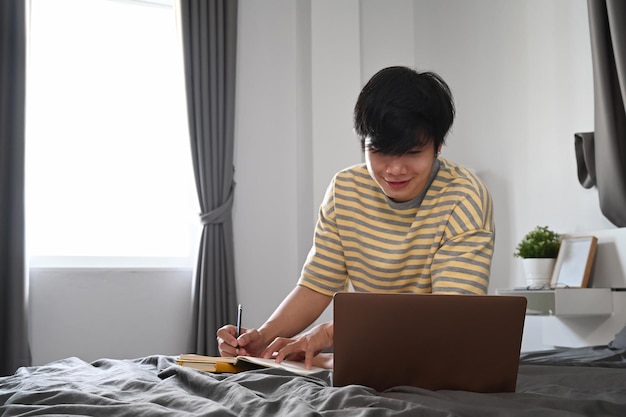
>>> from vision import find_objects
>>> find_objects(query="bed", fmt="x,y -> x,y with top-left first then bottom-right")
2,342 -> 626,416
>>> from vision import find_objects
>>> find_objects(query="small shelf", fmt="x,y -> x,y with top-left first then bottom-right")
496,288 -> 613,317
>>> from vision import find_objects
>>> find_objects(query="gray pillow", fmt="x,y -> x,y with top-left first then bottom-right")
608,325 -> 626,349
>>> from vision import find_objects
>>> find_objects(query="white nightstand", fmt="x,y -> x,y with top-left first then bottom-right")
496,288 -> 626,351
496,288 -> 613,316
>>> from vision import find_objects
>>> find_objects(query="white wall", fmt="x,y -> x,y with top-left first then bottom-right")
233,0 -> 364,329
30,268 -> 192,365
410,0 -> 616,291
30,0 -> 623,364
233,0 -> 616,330
232,0 -> 310,327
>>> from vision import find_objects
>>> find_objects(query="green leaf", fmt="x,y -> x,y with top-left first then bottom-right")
513,225 -> 561,258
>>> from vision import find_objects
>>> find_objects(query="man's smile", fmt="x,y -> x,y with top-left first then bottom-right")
385,179 -> 411,189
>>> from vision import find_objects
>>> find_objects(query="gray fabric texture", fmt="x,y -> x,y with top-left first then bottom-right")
609,326 -> 626,350
179,0 -> 239,356
0,0 -> 31,376
2,350 -> 626,416
574,132 -> 596,189
585,0 -> 626,227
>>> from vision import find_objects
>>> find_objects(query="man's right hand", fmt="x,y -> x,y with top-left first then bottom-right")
216,286 -> 332,358
216,325 -> 265,357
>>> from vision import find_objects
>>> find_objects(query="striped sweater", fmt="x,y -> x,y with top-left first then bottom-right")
298,158 -> 495,295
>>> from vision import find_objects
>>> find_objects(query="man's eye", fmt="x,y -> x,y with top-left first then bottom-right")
407,150 -> 422,155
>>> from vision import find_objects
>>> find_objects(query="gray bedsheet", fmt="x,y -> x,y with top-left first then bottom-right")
2,351 -> 626,416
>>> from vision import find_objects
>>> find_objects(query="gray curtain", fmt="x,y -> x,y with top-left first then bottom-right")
577,0 -> 626,226
179,0 -> 239,356
0,0 -> 30,376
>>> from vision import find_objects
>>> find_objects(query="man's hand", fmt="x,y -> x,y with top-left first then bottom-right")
216,325 -> 265,357
260,321 -> 334,369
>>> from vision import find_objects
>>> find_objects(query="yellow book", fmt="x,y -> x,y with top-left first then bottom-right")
176,353 -> 326,375
175,355 -> 250,373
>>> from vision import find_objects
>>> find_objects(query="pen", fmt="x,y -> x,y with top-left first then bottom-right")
236,304 -> 243,338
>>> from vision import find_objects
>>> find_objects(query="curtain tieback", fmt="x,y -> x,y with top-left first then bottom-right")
574,132 -> 596,189
199,185 -> 235,225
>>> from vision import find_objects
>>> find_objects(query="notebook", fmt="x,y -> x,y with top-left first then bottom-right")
332,292 -> 527,393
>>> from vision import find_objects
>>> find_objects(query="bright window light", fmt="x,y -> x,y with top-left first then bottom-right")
26,0 -> 198,268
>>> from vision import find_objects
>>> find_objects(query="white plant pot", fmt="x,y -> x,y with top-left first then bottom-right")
522,258 -> 556,288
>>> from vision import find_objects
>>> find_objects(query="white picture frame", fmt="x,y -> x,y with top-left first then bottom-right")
550,236 -> 598,288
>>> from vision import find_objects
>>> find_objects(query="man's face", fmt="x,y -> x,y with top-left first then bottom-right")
365,139 -> 439,203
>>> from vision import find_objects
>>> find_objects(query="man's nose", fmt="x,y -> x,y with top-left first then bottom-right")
385,157 -> 407,175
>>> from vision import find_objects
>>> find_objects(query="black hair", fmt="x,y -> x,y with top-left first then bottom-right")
353,66 -> 455,155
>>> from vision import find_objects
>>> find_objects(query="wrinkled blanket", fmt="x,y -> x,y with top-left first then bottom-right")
1,351 -> 626,416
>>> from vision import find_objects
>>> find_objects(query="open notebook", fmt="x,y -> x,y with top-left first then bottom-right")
176,353 -> 326,376
333,292 -> 527,392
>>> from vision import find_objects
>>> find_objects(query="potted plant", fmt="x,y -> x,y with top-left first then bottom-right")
514,226 -> 561,288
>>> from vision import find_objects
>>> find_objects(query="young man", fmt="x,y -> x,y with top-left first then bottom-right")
216,66 -> 495,368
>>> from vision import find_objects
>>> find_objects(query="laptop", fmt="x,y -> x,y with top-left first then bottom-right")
333,292 -> 527,393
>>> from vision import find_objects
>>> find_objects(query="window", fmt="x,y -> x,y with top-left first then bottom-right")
26,0 -> 198,268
